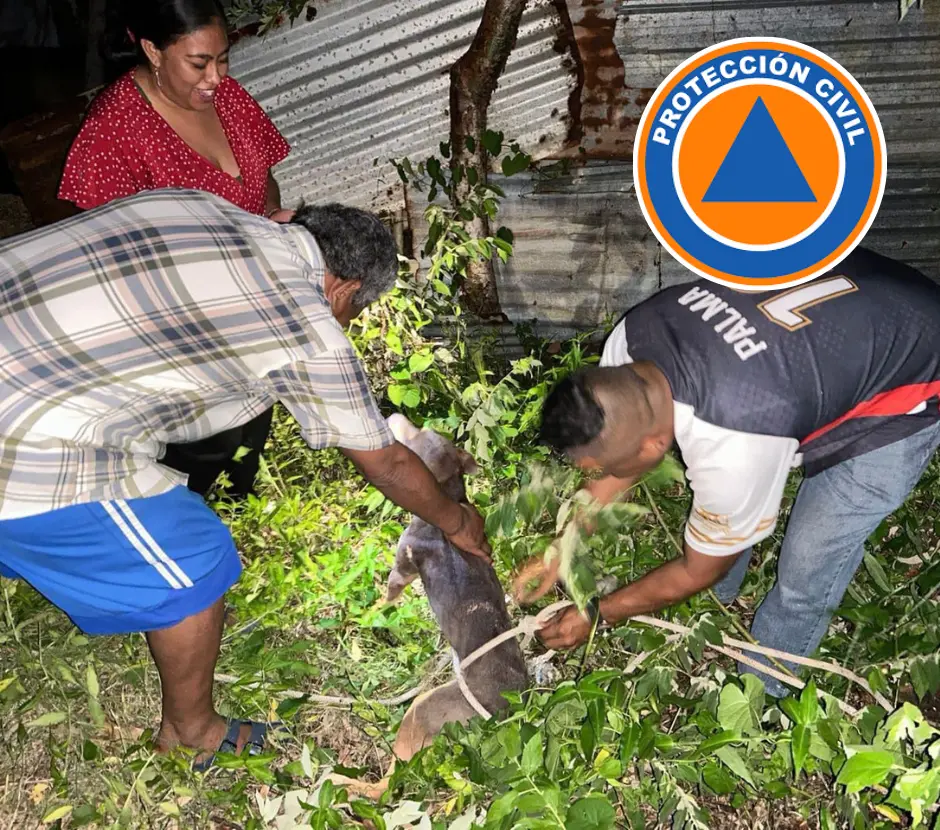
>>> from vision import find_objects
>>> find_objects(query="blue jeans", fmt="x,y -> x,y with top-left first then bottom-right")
712,421 -> 940,697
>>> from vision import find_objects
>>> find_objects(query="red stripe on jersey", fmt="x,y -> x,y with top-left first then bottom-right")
801,381 -> 940,446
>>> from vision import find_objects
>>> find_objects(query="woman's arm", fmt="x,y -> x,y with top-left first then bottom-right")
265,171 -> 282,217
265,171 -> 295,223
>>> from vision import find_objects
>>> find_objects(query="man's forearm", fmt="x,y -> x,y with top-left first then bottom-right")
598,546 -> 738,624
344,444 -> 464,534
597,559 -> 701,622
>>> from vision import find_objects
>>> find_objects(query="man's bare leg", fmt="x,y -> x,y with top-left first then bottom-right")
146,598 -> 251,757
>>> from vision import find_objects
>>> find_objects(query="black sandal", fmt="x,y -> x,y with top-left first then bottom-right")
192,718 -> 280,772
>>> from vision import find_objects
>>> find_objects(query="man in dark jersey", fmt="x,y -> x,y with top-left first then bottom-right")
535,246 -> 940,696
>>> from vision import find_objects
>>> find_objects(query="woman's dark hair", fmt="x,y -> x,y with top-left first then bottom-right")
291,203 -> 400,314
103,0 -> 227,71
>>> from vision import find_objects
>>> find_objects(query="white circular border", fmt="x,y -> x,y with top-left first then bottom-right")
672,78 -> 846,252
633,36 -> 888,292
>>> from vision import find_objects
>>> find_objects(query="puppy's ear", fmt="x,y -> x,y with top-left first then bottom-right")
456,448 -> 480,475
388,413 -> 421,443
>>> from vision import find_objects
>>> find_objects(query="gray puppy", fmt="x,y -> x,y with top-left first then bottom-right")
329,413 -> 528,800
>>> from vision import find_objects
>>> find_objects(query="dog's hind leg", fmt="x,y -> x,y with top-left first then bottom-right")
328,682 -> 479,803
326,772 -> 390,802
385,544 -> 420,604
392,681 -> 478,763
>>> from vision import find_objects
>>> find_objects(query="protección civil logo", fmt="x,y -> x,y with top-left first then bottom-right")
634,37 -> 887,291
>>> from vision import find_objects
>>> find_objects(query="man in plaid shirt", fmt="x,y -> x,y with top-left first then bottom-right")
0,188 -> 491,768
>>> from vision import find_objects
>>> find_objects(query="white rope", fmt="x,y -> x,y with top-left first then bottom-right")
452,650 -> 491,719
447,601 -> 575,719
217,600 -> 892,717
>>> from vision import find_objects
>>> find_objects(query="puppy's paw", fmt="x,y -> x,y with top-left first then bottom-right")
326,772 -> 389,802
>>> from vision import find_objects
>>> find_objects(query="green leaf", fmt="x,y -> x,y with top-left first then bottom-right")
620,722 -> 640,764
718,683 -> 758,736
482,130 -> 503,156
798,680 -> 819,725
501,152 -> 531,177
384,331 -> 404,356
696,730 -> 742,755
158,801 -> 180,817
88,697 -> 105,729
836,749 -> 895,794
714,746 -> 756,788
85,665 -> 99,699
742,673 -> 766,714
566,796 -> 615,830
910,659 -> 931,701
387,383 -> 406,406
792,724 -> 810,776
43,805 -> 73,823
863,552 -> 893,594
28,711 -> 67,728
703,761 -> 737,795
496,225 -> 514,244
521,733 -> 543,776
579,721 -> 595,760
403,385 -> 421,409
408,352 -> 434,374
486,791 -> 518,823
808,729 -> 835,762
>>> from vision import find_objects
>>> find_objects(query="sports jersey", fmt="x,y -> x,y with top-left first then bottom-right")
600,247 -> 940,556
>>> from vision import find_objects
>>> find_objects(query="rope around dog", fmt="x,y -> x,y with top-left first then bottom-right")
216,600 -> 892,719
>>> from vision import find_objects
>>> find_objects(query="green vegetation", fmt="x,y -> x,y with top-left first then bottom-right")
1,139 -> 939,829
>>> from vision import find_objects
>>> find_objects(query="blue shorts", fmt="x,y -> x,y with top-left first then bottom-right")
0,486 -> 242,635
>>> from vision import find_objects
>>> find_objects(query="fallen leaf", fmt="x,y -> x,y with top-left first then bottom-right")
30,782 -> 50,804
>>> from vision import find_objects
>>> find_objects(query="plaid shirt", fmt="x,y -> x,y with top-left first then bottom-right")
0,188 -> 395,520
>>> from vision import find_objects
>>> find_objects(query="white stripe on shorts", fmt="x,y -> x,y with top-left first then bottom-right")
101,501 -> 190,590
114,499 -> 194,588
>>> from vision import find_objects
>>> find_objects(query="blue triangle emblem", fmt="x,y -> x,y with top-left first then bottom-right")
702,97 -> 816,203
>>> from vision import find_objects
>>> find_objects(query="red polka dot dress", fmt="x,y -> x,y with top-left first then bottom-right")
59,70 -> 291,215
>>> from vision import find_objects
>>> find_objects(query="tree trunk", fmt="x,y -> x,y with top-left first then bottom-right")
449,0 -> 529,321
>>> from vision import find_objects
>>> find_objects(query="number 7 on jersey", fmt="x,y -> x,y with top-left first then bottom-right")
757,276 -> 859,331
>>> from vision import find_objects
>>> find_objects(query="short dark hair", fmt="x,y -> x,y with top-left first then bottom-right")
291,204 -> 400,313
105,0 -> 226,67
538,371 -> 606,453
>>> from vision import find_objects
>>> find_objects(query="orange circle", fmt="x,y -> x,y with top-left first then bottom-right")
635,39 -> 886,287
677,85 -> 840,247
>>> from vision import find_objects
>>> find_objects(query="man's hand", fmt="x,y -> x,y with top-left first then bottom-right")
512,473 -> 635,605
443,502 -> 492,562
584,473 -> 635,506
536,605 -> 592,649
536,543 -> 741,652
343,443 -> 492,563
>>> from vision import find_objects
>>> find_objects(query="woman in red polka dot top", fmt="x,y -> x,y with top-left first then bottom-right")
58,0 -> 293,500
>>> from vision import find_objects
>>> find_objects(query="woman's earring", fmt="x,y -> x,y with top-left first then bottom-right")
153,65 -> 163,90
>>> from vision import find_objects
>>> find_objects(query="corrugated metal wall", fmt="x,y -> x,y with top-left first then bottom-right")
232,0 -> 940,337
231,0 -> 572,211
